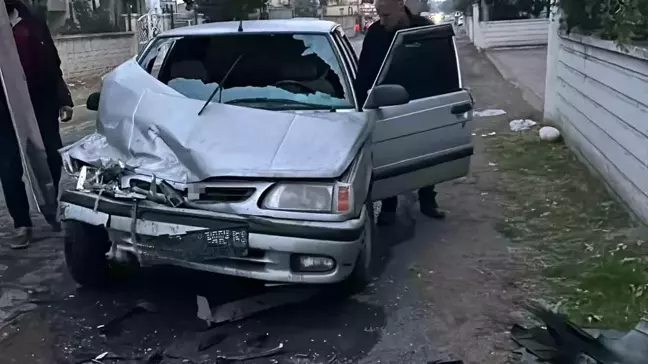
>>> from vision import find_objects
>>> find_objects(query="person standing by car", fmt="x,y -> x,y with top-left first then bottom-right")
0,0 -> 73,249
355,0 -> 445,226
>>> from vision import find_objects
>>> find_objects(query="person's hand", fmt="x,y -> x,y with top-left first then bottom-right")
59,106 -> 73,122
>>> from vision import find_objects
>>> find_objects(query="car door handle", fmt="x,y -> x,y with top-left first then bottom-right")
451,103 -> 472,115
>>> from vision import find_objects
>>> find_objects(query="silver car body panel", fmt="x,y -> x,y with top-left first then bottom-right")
58,20 -> 473,284
60,61 -> 371,184
59,195 -> 367,283
364,24 -> 474,200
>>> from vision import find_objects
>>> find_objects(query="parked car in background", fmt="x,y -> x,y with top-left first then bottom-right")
59,20 -> 475,294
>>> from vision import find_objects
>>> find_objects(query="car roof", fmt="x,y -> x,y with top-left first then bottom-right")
159,19 -> 339,37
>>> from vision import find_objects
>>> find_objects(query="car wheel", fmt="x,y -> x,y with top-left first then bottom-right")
63,221 -> 112,289
340,199 -> 375,294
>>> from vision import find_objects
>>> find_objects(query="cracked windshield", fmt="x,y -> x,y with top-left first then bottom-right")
140,33 -> 354,110
2,0 -> 648,362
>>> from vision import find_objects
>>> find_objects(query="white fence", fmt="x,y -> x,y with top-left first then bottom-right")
543,10 -> 648,222
470,3 -> 549,49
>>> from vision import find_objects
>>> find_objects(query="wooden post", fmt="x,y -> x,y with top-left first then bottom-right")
0,1 -> 58,226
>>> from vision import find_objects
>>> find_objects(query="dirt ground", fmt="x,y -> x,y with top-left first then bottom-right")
0,33 -> 641,364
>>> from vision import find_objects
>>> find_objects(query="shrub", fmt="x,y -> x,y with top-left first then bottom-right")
556,0 -> 648,43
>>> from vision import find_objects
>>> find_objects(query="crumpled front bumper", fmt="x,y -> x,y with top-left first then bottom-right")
59,190 -> 367,284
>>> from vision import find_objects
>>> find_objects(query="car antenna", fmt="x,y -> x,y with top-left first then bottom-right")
198,53 -> 245,116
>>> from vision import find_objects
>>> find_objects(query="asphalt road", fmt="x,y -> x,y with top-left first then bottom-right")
0,34 -> 537,364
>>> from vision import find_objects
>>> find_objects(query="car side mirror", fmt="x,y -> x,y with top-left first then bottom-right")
363,84 -> 410,110
86,92 -> 100,111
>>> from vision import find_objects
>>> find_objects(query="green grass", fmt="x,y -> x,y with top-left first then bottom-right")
486,128 -> 648,329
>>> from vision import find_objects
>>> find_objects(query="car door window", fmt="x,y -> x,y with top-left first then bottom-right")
369,24 -> 473,201
372,24 -> 461,101
338,31 -> 358,69
332,28 -> 357,78
139,38 -> 175,78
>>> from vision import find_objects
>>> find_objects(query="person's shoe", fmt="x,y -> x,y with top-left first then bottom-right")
420,207 -> 446,220
377,210 -> 397,226
10,227 -> 33,250
50,221 -> 62,233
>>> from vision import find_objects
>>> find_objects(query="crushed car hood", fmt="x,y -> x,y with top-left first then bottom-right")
61,60 -> 371,184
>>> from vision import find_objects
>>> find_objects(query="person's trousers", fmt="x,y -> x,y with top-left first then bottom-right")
381,185 -> 438,214
0,108 -> 62,228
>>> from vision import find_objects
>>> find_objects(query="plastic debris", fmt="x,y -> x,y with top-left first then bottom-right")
197,287 -> 319,326
474,109 -> 507,118
509,119 -> 537,131
511,303 -> 648,364
215,342 -> 284,362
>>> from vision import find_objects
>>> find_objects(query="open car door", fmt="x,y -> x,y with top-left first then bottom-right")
368,24 -> 474,201
0,8 -> 58,225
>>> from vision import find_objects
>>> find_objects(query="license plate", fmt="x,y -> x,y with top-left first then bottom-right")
164,225 -> 249,260
197,228 -> 249,258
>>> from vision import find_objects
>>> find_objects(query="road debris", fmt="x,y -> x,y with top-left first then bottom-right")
99,300 -> 157,336
197,287 -> 319,326
197,330 -> 227,352
511,303 -> 648,363
474,109 -> 507,118
215,342 -> 284,363
509,119 -> 537,132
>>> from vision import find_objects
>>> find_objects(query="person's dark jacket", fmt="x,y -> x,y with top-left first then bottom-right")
1,2 -> 72,133
355,7 -> 432,106
12,4 -> 73,112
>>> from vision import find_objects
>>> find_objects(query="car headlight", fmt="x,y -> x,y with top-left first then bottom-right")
262,183 -> 353,214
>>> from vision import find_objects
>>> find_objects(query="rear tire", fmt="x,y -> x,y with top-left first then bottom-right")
63,221 -> 112,289
340,199 -> 375,294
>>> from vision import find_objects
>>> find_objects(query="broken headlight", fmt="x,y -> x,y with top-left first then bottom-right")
261,183 -> 352,214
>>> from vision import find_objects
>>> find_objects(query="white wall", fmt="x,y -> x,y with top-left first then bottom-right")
55,32 -> 137,80
466,15 -> 473,41
469,4 -> 548,49
544,10 -> 648,222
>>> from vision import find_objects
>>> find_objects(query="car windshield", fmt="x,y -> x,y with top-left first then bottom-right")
138,33 -> 354,111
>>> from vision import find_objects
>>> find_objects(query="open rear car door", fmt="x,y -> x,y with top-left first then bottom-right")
368,23 -> 474,200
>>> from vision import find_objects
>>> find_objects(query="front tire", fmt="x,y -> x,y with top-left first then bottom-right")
340,199 -> 375,294
63,221 -> 112,289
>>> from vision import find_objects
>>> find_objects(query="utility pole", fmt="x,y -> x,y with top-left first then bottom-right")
0,2 -> 58,226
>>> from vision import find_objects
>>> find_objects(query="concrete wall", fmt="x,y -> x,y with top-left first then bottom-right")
544,9 -> 648,222
268,7 -> 294,19
470,4 -> 548,49
466,15 -> 473,41
55,32 -> 137,80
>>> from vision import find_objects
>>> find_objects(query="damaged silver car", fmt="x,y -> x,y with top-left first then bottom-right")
57,19 -> 474,292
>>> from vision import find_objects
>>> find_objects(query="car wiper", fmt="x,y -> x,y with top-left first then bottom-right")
225,98 -> 335,110
198,53 -> 245,116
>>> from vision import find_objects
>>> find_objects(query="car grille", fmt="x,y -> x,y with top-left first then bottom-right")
129,180 -> 255,203
196,187 -> 256,203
